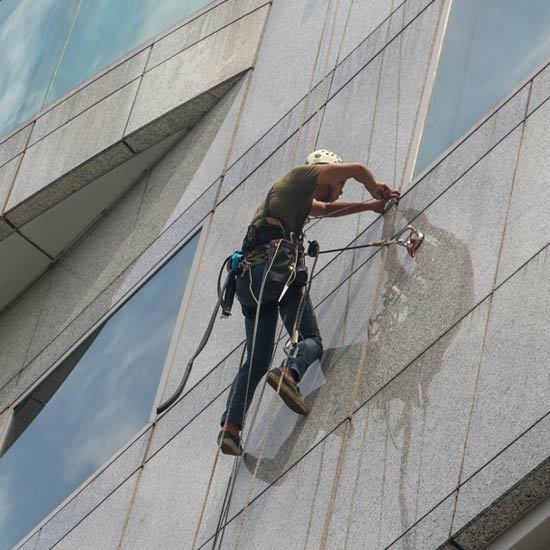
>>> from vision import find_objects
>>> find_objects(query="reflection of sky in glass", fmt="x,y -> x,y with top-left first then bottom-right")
46,0 -> 213,102
0,232 -> 199,549
0,0 -> 79,137
416,0 -> 550,176
0,0 -> 213,139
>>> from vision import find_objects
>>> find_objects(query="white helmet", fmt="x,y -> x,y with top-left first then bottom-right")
306,149 -> 342,165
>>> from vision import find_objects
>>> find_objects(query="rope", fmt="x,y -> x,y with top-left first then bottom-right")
233,253 -> 320,550
290,0 -> 335,168
318,1 -> 445,544
190,254 -> 274,549
227,0 -> 354,544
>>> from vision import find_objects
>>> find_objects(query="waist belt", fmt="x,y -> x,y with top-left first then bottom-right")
243,223 -> 285,252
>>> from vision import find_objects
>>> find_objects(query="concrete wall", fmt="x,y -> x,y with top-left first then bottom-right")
2,0 -> 549,548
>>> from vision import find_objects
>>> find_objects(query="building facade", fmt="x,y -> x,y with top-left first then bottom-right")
0,0 -> 549,548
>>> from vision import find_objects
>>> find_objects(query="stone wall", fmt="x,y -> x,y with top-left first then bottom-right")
3,0 -> 550,548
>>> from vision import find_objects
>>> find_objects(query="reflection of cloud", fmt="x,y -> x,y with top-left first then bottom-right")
0,0 -> 208,136
0,0 -> 69,135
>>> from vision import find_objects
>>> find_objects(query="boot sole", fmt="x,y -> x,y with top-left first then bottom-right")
267,370 -> 309,415
217,432 -> 243,456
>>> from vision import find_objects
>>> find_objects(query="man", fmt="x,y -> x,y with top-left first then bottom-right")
218,150 -> 400,456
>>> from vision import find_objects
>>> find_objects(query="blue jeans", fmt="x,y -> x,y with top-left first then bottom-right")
220,263 -> 323,428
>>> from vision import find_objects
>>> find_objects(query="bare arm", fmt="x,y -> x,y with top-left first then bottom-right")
316,162 -> 399,200
310,198 -> 386,217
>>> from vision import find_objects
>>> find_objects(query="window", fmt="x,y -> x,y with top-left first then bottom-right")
0,0 -> 215,138
0,231 -> 200,549
415,0 -> 550,176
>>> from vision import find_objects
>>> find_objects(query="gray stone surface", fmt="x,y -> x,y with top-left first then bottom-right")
126,8 -> 267,140
219,105 -> 304,201
20,176 -> 148,364
0,233 -> 51,312
29,50 -> 149,147
337,0 -> 393,62
307,302 -> 489,550
490,84 -> 529,148
386,494 -> 456,550
0,272 -> 51,390
527,61 -> 550,116
13,530 -> 39,550
318,0 -> 440,202
15,286 -> 112,399
148,0 -> 268,70
149,343 -> 243,459
203,431 -> 342,549
41,472 -> 139,550
227,0 -> 347,163
331,5 -> 391,95
497,98 -> 550,285
0,154 -> 21,215
20,129 -> 184,258
7,142 -> 135,228
453,414 -> 550,550
119,393 -> 237,550
0,217 -> 14,241
461,245 -> 550,482
36,429 -> 150,550
111,182 -> 216,304
0,124 -> 32,167
351,128 -> 522,407
124,77 -> 238,153
7,81 -> 139,223
0,374 -> 21,415
126,85 -> 240,250
152,81 -> 243,228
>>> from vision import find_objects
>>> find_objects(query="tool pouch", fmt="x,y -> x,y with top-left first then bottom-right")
263,239 -> 298,302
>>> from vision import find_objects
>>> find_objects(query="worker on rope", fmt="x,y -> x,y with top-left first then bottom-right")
218,150 -> 400,456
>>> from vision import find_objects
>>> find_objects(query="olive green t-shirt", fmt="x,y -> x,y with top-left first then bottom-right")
246,164 -> 321,264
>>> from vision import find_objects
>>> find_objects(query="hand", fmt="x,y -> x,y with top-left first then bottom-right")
374,183 -> 400,202
369,199 -> 387,214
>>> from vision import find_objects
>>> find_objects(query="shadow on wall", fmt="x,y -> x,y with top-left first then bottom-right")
243,207 -> 475,506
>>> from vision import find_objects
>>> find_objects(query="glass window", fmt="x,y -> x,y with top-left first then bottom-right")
0,0 -> 215,139
0,0 -> 80,137
0,232 -> 200,549
46,0 -> 216,103
415,0 -> 550,176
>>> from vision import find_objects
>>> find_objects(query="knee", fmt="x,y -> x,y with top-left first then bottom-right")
313,334 -> 323,359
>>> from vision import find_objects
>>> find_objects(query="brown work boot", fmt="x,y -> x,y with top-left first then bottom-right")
267,367 -> 309,415
217,424 -> 243,456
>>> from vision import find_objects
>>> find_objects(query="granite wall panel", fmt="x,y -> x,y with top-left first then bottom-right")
496,97 -> 550,285
1,1 -> 549,549
227,0 -> 351,163
147,0 -> 270,70
34,429 -> 150,550
7,81 -> 139,221
453,414 -> 550,549
0,124 -> 32,168
318,303 -> 490,550
460,245 -> 550,483
28,50 -> 150,147
0,154 -> 21,215
349,126 -> 522,411
527,60 -> 550,116
42,472 -> 138,550
125,8 -> 267,140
